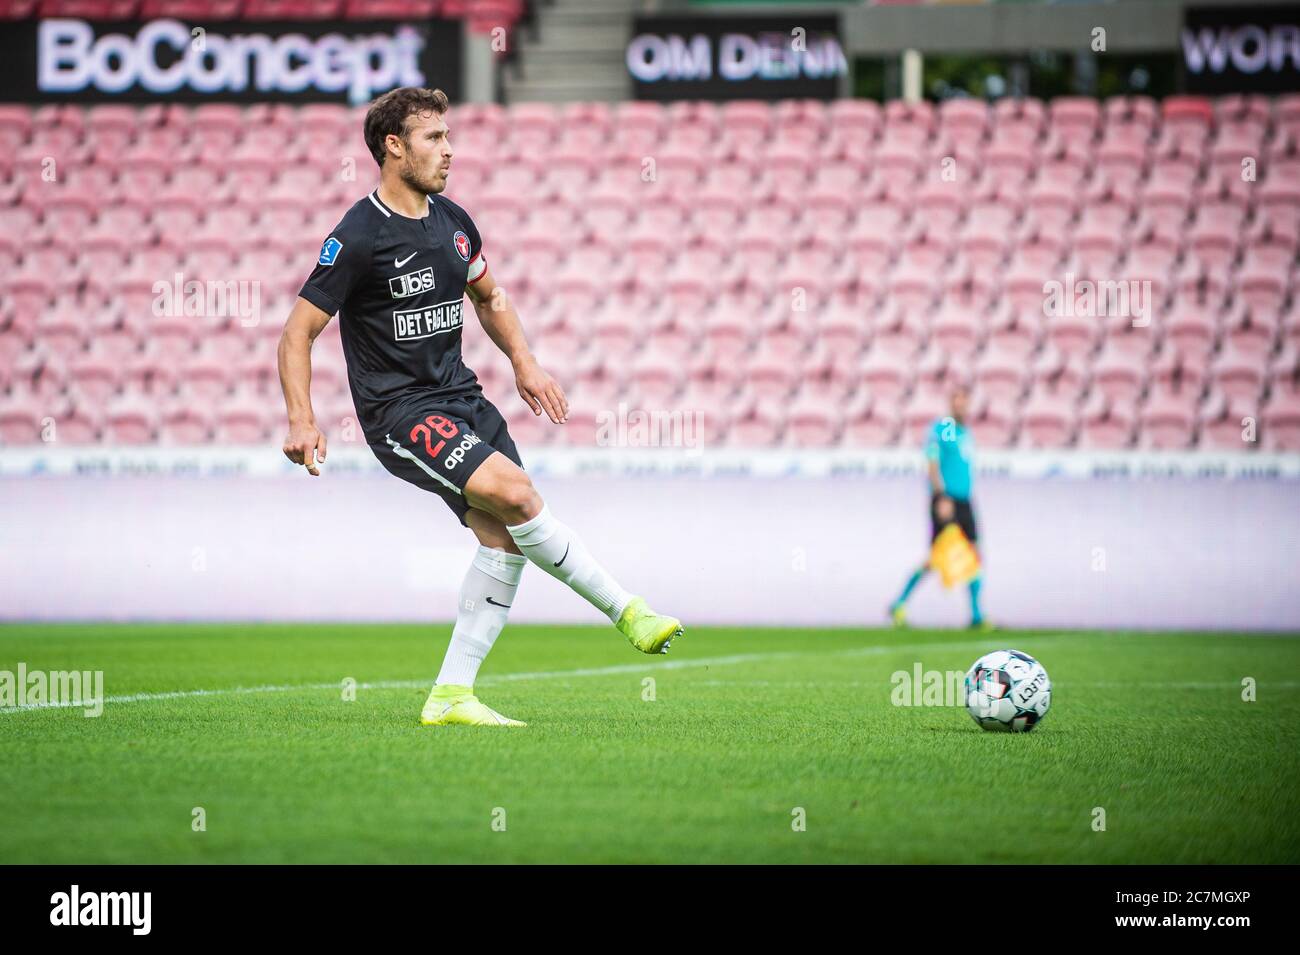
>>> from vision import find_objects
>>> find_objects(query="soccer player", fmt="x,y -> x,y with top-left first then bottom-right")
277,88 -> 683,727
888,385 -> 991,632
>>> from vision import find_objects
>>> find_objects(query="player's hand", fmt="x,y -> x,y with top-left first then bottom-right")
283,421 -> 327,476
514,357 -> 568,424
936,495 -> 955,521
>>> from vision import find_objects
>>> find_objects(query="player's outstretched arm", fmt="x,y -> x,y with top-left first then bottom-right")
466,266 -> 569,424
277,296 -> 334,476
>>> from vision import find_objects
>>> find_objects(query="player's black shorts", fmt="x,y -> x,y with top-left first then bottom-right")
369,391 -> 523,527
931,493 -> 978,544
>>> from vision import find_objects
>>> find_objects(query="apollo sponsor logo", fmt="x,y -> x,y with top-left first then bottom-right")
443,432 -> 482,470
393,299 -> 462,341
38,18 -> 427,104
50,885 -> 151,935
389,266 -> 435,299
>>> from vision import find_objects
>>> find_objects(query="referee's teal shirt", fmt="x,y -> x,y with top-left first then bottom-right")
925,418 -> 974,501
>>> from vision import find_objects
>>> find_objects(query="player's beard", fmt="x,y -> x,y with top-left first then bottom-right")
401,158 -> 445,196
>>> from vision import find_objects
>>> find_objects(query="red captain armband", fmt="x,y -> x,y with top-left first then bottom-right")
466,252 -> 488,285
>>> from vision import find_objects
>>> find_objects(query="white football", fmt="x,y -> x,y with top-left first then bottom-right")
964,649 -> 1052,732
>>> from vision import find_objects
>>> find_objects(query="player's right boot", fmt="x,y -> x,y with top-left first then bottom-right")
617,596 -> 683,655
419,684 -> 526,727
890,604 -> 909,629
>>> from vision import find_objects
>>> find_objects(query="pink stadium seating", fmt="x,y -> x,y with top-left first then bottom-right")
785,393 -> 842,448
1263,392 -> 1300,450
1142,387 -> 1199,449
842,395 -> 898,447
1020,392 -> 1079,448
1,94 -> 1297,448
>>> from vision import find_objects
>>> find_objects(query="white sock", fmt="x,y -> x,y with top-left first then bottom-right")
436,545 -> 527,688
506,504 -> 632,623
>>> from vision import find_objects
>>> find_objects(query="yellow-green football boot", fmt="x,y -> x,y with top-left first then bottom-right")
616,596 -> 683,655
419,684 -> 526,727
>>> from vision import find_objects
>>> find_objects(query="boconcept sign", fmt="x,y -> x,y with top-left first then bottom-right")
2,17 -> 462,103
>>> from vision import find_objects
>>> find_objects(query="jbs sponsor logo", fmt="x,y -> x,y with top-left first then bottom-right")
393,299 -> 462,341
389,267 -> 435,299
444,433 -> 482,470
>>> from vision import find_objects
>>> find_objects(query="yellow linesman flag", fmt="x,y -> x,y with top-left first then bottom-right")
930,523 -> 981,589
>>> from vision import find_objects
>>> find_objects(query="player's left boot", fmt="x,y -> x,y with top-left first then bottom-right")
419,684 -> 526,727
970,618 -> 997,634
617,596 -> 683,655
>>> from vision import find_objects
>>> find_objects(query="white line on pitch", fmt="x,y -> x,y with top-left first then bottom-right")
0,635 -> 1053,715
692,679 -> 1300,689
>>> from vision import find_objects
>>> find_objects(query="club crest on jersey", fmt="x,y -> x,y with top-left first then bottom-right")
318,237 -> 343,266
453,231 -> 471,261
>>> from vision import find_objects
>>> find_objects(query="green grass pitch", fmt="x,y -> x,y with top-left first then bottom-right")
1,623 -> 1297,864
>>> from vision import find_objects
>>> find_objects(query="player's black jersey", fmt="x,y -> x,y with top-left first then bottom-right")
298,189 -> 488,442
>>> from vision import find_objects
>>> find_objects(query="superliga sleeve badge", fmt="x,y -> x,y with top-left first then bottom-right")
319,237 -> 343,266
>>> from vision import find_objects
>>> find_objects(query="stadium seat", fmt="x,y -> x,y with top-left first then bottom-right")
727,404 -> 784,448
1211,343 -> 1267,401
1141,387 -> 1200,450
1267,346 -> 1300,400
842,396 -> 899,448
973,342 -> 1028,402
0,388 -> 46,444
1079,393 -> 1137,450
103,396 -> 158,445
1195,391 -> 1253,452
860,345 -> 915,403
968,395 -> 1017,449
784,395 -> 843,449
1262,393 -> 1300,451
1092,345 -> 1149,403
1019,393 -> 1079,448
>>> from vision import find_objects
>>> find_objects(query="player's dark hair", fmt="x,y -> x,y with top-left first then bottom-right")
364,87 -> 450,168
